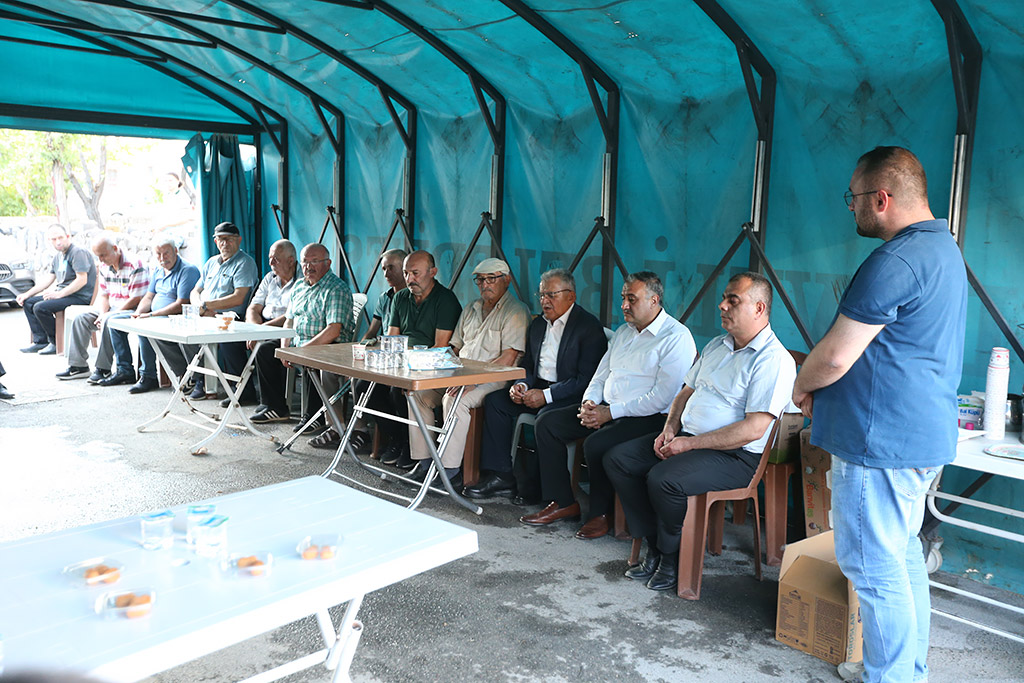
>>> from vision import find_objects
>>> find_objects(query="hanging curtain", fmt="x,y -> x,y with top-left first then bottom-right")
182,133 -> 254,262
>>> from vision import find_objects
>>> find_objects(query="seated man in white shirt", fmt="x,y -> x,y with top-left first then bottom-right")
247,239 -> 300,421
520,271 -> 697,542
605,271 -> 796,591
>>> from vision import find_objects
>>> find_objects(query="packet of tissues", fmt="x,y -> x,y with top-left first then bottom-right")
407,346 -> 463,370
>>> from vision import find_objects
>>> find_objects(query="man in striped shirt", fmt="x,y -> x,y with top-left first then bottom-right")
56,232 -> 149,385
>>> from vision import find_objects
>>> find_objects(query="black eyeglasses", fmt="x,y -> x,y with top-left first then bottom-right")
473,274 -> 505,285
844,189 -> 892,208
536,289 -> 571,301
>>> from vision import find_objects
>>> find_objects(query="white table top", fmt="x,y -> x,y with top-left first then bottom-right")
109,316 -> 295,345
953,432 -> 1024,481
0,476 -> 477,681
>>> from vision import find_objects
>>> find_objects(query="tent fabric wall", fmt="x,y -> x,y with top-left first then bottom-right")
1,0 -> 1023,592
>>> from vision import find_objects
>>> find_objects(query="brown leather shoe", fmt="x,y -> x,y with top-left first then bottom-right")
574,514 -> 610,540
520,501 -> 581,526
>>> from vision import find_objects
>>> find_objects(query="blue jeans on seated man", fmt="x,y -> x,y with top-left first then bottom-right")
109,319 -> 156,378
831,455 -> 940,683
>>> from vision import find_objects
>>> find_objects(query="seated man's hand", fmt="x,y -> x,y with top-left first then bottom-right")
578,402 -> 611,430
447,384 -> 474,397
654,428 -> 689,459
522,388 -> 546,409
246,339 -> 258,350
509,382 -> 527,404
42,290 -> 60,300
793,388 -> 813,419
132,311 -> 151,319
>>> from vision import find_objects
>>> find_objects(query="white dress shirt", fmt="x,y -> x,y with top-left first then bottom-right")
681,324 -> 796,454
515,303 -> 574,404
582,308 -> 696,419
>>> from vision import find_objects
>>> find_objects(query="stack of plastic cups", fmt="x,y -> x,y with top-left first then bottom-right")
984,346 -> 1010,440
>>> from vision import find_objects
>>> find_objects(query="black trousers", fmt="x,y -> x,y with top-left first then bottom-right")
218,340 -> 257,402
253,340 -> 287,412
480,389 -> 577,473
605,432 -> 760,553
353,379 -> 407,446
24,293 -> 90,343
535,404 -> 664,515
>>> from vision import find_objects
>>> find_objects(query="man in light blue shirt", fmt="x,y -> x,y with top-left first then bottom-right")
520,271 -> 697,541
606,272 -> 796,592
187,221 -> 259,401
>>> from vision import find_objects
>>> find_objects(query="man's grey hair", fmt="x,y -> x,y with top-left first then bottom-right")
151,234 -> 179,251
382,248 -> 408,264
270,239 -> 296,260
540,268 -> 575,292
91,231 -> 119,250
729,271 -> 773,316
625,271 -> 664,305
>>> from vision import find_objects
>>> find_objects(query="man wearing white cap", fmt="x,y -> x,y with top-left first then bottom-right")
407,257 -> 530,486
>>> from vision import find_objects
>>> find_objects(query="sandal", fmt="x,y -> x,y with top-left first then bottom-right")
309,428 -> 342,450
349,430 -> 371,454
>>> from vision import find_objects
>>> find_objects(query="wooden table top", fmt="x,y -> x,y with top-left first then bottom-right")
276,343 -> 525,391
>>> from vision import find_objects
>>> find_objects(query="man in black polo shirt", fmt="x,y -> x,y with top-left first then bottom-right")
374,250 -> 461,468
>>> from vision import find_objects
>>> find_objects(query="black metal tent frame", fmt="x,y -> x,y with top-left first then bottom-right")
1,0 -> 1021,357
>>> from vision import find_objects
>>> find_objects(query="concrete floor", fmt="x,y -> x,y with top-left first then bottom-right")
1,305 -> 1022,683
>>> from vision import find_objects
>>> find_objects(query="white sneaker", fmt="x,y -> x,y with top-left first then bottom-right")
837,660 -> 865,682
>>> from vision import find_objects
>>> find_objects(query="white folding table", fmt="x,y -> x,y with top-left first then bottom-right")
926,432 -> 1024,643
108,316 -> 295,455
0,476 -> 477,682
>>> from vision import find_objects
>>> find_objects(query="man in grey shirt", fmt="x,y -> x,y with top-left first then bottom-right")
18,223 -> 97,355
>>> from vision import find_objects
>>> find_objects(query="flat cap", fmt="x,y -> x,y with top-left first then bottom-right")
213,221 -> 240,236
472,257 -> 510,275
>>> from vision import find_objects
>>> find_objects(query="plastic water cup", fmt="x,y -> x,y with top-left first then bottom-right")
186,504 -> 216,546
140,510 -> 174,550
181,304 -> 198,329
193,515 -> 229,558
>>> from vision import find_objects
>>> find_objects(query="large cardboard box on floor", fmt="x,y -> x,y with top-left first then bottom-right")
776,531 -> 862,666
800,427 -> 832,536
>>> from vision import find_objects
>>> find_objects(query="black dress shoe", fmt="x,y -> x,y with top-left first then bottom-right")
98,370 -> 136,387
624,551 -> 663,581
379,443 -> 402,466
393,444 -> 414,470
220,395 -> 258,408
129,376 -> 159,394
0,383 -> 14,400
463,472 -> 516,499
408,460 -> 433,482
646,556 -> 679,592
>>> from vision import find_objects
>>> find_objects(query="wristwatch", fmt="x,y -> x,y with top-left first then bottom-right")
200,302 -> 208,315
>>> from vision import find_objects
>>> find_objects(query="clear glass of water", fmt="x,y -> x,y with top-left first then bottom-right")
140,510 -> 175,550
186,504 -> 216,546
193,515 -> 229,558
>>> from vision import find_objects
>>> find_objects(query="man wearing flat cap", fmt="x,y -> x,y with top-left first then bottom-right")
159,221 -> 259,401
406,257 -> 530,486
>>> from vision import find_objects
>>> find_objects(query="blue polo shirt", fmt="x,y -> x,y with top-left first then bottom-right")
150,256 -> 201,310
811,219 -> 967,468
198,250 -> 259,318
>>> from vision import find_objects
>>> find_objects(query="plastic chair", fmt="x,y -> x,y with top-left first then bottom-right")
670,418 -> 782,600
511,412 -> 583,495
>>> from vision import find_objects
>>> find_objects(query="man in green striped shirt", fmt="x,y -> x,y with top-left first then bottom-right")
251,243 -> 353,425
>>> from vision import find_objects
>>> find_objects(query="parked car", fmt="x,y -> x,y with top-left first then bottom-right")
0,231 -> 35,306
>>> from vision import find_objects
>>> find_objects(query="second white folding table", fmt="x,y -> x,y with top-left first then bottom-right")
109,315 -> 295,455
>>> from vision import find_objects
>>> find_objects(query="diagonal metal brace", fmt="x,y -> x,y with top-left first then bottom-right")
679,223 -> 814,350
360,209 -> 411,295
447,212 -> 523,302
567,217 -> 628,279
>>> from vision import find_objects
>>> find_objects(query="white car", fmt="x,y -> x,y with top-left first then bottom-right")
0,231 -> 35,306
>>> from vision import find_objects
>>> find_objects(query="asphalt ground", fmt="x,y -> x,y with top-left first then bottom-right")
1,305 -> 1021,682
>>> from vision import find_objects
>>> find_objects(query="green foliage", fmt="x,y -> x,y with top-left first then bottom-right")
0,129 -> 56,216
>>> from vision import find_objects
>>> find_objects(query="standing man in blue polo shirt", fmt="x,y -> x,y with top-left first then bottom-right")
122,236 -> 201,394
187,221 -> 259,402
793,147 -> 967,683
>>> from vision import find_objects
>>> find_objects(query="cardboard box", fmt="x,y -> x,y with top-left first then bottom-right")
800,427 -> 832,536
769,412 -> 807,464
776,531 -> 862,666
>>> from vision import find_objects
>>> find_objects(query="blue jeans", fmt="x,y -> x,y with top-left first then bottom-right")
831,455 -> 940,683
107,316 -> 146,376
